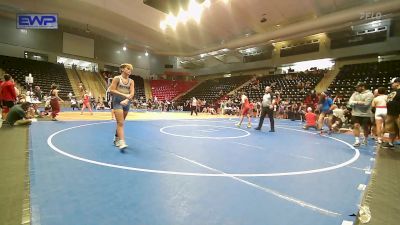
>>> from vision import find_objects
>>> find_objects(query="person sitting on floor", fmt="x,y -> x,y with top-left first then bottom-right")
303,107 -> 318,130
2,102 -> 32,127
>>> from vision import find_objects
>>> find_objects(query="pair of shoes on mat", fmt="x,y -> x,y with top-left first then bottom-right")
236,123 -> 251,128
114,137 -> 128,151
118,140 -> 128,151
381,142 -> 394,149
353,142 -> 367,147
353,138 -> 367,147
254,127 -> 275,132
362,139 -> 368,146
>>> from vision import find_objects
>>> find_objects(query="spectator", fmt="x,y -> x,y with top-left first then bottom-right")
331,105 -> 345,132
348,82 -> 374,147
0,74 -> 17,119
190,97 -> 197,116
303,107 -> 317,130
381,78 -> 400,149
0,78 -> 2,116
371,87 -> 387,144
2,102 -> 32,127
317,91 -> 334,132
71,98 -> 79,111
33,86 -> 43,101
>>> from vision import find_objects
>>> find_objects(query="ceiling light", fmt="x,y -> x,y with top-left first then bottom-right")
188,0 -> 203,23
159,0 -> 209,28
123,46 -> 127,51
177,9 -> 190,23
203,0 -> 211,8
160,21 -> 167,30
166,13 -> 178,29
145,51 -> 149,56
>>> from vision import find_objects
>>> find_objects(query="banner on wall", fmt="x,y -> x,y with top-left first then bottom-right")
17,14 -> 58,29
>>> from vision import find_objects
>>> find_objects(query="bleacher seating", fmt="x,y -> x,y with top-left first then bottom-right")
327,60 -> 400,102
178,75 -> 251,103
98,72 -> 145,102
150,80 -> 197,101
237,71 -> 324,103
129,75 -> 146,102
0,55 -> 73,99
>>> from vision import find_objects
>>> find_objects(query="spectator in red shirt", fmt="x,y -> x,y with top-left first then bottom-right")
303,107 -> 317,130
0,74 -> 17,119
0,78 -> 3,116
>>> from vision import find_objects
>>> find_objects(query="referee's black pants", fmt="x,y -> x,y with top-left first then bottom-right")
190,106 -> 197,115
257,106 -> 274,131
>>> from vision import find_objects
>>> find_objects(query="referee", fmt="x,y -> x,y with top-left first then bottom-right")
255,86 -> 276,132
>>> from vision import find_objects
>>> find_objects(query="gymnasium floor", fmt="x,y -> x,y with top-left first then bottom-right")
26,111 -> 377,225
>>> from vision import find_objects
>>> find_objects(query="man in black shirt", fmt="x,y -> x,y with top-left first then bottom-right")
382,78 -> 400,149
33,86 -> 42,101
255,86 -> 276,132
